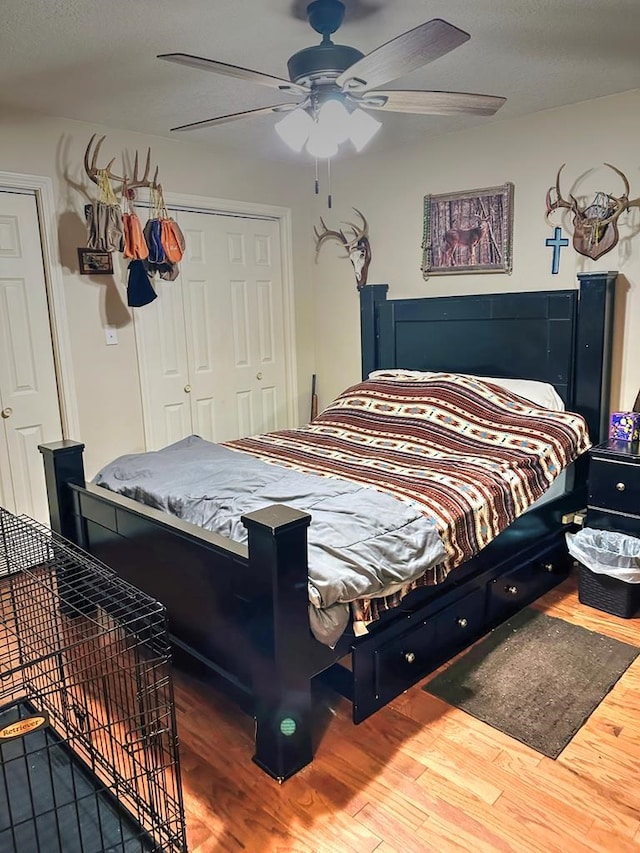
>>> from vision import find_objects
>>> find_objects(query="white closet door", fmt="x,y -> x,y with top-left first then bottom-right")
0,191 -> 63,522
179,213 -> 288,442
135,210 -> 291,449
133,269 -> 192,450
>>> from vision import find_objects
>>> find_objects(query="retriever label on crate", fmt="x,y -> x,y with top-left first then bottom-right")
0,712 -> 49,741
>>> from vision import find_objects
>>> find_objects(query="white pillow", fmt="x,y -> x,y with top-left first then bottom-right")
473,376 -> 565,411
368,369 -> 565,411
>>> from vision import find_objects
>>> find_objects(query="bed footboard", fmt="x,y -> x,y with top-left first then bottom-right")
39,441 -> 329,782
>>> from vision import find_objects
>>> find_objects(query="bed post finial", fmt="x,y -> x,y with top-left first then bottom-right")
38,440 -> 86,542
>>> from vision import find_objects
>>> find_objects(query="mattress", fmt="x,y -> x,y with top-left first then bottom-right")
95,373 -> 589,644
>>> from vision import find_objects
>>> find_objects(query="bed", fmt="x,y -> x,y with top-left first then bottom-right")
39,270 -> 616,781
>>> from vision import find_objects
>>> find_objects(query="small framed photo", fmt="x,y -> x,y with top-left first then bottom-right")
78,248 -> 114,275
421,182 -> 514,277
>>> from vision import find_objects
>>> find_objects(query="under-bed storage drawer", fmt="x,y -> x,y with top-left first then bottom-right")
434,586 -> 487,654
351,614 -> 441,722
352,586 -> 486,720
487,549 -> 569,624
373,619 -> 437,704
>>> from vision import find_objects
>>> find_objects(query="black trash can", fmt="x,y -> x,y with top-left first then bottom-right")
566,529 -> 640,618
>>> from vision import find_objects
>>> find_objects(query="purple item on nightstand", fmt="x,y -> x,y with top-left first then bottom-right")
610,412 -> 640,442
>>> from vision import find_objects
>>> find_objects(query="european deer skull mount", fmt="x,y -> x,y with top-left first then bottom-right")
314,208 -> 371,289
545,163 -> 640,260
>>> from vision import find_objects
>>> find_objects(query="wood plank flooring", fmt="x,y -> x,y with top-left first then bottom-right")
174,574 -> 640,852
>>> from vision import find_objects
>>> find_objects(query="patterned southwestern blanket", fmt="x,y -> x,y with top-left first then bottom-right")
225,371 -> 591,623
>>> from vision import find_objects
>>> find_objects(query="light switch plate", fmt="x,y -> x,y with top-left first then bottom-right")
105,327 -> 118,345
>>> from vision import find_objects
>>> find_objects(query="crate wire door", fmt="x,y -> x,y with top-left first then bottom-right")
0,508 -> 188,853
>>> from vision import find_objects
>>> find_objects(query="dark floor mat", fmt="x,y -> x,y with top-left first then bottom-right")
424,608 -> 639,757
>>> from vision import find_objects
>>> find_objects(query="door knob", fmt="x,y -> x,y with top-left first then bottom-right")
1,408 -> 12,419
256,372 -> 263,381
184,385 -> 191,393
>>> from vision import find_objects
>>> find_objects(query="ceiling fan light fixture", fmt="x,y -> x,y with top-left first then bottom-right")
348,108 -> 382,152
305,120 -> 339,159
316,97 -> 351,144
275,107 -> 314,152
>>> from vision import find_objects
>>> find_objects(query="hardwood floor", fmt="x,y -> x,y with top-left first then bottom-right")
174,574 -> 640,853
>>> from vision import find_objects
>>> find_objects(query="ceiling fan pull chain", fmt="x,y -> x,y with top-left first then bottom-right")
314,157 -> 319,196
327,158 -> 332,209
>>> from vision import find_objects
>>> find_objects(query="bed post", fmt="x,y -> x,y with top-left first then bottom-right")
38,440 -> 86,543
241,504 -> 314,782
360,284 -> 389,379
575,271 -> 617,444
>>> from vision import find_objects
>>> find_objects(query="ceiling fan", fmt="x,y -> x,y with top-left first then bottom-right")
159,0 -> 506,156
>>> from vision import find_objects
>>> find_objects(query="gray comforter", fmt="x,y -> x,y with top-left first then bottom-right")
93,435 -> 447,646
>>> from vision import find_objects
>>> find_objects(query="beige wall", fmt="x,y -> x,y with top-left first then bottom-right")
313,89 -> 640,418
2,90 -> 639,474
1,110 -> 316,475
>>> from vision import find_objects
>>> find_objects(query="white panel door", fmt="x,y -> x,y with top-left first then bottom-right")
135,210 -> 290,449
133,269 -> 192,450
178,219 -> 219,444
180,212 -> 288,441
0,191 -> 63,522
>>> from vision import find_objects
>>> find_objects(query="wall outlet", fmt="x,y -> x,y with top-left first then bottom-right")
105,327 -> 118,346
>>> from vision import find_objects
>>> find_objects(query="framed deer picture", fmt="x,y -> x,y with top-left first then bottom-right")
421,182 -> 514,277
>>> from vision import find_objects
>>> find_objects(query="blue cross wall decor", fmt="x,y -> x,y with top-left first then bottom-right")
545,226 -> 569,275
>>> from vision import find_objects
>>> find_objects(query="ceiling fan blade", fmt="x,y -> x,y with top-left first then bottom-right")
336,18 -> 470,92
158,53 -> 309,95
360,89 -> 506,116
170,104 -> 299,133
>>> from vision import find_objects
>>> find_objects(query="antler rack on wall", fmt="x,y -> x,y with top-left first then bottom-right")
84,133 -> 161,195
545,162 -> 640,260
313,207 -> 371,289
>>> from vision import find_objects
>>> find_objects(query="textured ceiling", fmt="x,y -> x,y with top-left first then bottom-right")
2,0 -> 639,163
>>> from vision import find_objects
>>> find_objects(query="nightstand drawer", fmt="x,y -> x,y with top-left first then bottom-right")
589,458 -> 640,516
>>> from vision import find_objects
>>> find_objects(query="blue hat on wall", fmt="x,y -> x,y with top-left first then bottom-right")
127,259 -> 157,307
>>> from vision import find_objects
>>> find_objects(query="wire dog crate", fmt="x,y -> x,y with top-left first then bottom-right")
0,508 -> 188,853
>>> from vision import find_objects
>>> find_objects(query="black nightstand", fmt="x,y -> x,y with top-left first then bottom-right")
587,439 -> 640,535
580,440 -> 640,617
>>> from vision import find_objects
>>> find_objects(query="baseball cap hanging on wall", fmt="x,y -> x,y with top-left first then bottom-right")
143,185 -> 185,280
84,169 -> 124,253
122,180 -> 149,260
80,135 -> 187,303
126,259 -> 157,307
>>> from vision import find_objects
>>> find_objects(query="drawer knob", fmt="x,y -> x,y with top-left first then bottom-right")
506,585 -> 518,595
616,482 -> 626,492
404,651 -> 416,664
544,562 -> 554,573
458,617 -> 468,628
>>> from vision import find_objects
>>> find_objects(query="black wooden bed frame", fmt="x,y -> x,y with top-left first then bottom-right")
40,270 -> 616,782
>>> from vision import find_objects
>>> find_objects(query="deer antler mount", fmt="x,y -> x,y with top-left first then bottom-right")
313,208 -> 371,289
546,163 -> 640,260
84,134 -> 160,195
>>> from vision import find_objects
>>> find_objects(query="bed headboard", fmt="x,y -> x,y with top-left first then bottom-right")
360,271 -> 616,445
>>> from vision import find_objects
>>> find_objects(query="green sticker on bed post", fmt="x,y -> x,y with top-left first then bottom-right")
280,717 -> 296,737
